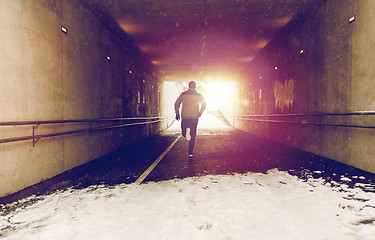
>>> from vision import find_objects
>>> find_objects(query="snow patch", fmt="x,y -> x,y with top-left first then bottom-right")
1,169 -> 375,240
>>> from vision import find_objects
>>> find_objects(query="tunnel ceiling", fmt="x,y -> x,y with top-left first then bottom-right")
81,0 -> 317,82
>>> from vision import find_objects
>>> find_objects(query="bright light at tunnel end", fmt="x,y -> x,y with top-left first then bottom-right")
201,81 -> 238,111
162,80 -> 238,130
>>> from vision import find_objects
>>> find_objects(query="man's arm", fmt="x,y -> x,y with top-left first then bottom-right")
199,97 -> 206,117
174,94 -> 183,120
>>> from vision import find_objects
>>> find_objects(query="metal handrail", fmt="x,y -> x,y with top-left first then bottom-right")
0,116 -> 168,126
234,112 -> 375,129
235,111 -> 375,118
0,115 -> 174,145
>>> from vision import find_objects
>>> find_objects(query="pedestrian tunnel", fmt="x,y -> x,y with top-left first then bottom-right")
2,0 -> 375,236
2,0 -> 375,205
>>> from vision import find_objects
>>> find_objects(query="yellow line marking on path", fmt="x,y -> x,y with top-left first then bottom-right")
135,136 -> 181,185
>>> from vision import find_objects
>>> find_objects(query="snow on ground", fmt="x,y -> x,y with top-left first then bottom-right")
1,169 -> 375,240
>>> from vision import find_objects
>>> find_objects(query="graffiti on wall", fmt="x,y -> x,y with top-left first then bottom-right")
273,79 -> 295,112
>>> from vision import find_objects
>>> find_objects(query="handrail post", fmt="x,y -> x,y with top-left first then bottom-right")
32,124 -> 41,147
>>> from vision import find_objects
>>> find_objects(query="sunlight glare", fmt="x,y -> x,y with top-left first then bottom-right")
202,82 -> 237,111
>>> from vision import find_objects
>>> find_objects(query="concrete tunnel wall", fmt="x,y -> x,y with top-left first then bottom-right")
233,0 -> 375,173
0,0 -> 173,198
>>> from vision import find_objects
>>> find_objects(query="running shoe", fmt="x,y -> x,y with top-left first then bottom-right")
186,128 -> 191,141
189,154 -> 194,158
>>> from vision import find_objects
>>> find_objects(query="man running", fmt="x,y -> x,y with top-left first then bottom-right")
174,81 -> 206,158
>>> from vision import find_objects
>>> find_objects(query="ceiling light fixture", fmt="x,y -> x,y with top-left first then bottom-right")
61,26 -> 67,34
348,15 -> 355,23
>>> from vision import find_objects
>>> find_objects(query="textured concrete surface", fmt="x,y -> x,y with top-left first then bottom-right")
0,0 -> 165,197
232,0 -> 375,173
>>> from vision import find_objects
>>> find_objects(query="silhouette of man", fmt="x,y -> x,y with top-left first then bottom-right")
174,81 -> 206,158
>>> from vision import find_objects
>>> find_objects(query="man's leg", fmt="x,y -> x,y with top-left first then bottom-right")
188,118 -> 199,156
181,118 -> 187,138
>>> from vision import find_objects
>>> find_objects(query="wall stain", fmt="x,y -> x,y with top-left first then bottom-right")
273,79 -> 295,112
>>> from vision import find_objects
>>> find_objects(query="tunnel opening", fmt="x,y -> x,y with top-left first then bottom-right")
160,80 -> 239,131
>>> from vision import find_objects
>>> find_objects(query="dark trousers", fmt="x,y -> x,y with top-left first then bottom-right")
181,118 -> 199,155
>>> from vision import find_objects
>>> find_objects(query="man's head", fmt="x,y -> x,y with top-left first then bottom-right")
188,81 -> 196,89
